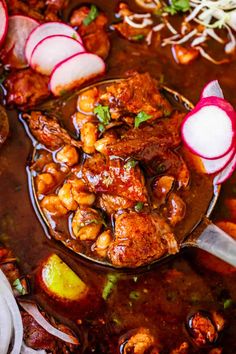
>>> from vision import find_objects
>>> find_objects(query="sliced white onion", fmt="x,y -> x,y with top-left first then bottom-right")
196,46 -> 229,64
21,342 -> 46,354
191,35 -> 207,46
224,24 -> 236,54
0,294 -> 12,354
124,14 -> 153,28
19,301 -> 79,345
146,30 -> 153,45
0,269 -> 23,354
153,23 -> 165,32
205,28 -> 224,43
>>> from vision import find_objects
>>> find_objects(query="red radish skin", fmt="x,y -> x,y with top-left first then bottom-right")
49,52 -> 105,96
0,0 -> 8,47
30,35 -> 85,76
25,22 -> 82,63
3,15 -> 39,68
214,152 -> 236,185
181,96 -> 236,160
201,80 -> 224,99
201,147 -> 236,174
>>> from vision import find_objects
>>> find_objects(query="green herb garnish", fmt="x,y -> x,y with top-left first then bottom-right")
134,202 -> 144,212
13,278 -> 27,295
124,159 -> 138,170
223,298 -> 233,309
132,34 -> 145,41
134,111 -> 152,128
94,105 -> 111,133
71,33 -> 77,40
102,273 -> 119,300
164,0 -> 190,15
0,73 -> 7,85
83,5 -> 99,26
129,291 -> 140,300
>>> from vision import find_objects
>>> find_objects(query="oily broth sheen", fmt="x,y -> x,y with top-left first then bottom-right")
0,0 -> 236,352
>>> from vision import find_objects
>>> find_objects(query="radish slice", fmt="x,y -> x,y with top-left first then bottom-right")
25,22 -> 82,63
201,80 -> 224,99
30,35 -> 85,75
181,97 -> 236,159
201,147 -> 235,174
50,52 -> 105,96
0,0 -> 8,47
214,152 -> 236,184
3,15 -> 39,68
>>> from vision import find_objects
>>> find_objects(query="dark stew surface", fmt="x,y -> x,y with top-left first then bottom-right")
1,0 -> 236,353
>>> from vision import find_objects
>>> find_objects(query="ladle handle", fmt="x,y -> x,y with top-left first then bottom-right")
196,223 -> 236,267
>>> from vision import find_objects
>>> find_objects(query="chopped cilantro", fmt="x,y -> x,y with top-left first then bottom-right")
13,278 -> 27,295
156,163 -> 167,174
83,5 -> 99,26
129,291 -> 140,300
223,298 -> 233,309
71,33 -> 77,40
112,316 -> 121,325
94,105 -> 111,133
134,111 -> 152,128
0,73 -> 7,85
102,273 -> 119,300
164,109 -> 171,117
132,34 -> 145,41
164,0 -> 190,15
135,202 -> 144,212
59,89 -> 68,96
124,159 -> 138,170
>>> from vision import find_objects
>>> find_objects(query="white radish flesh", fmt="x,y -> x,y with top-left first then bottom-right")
201,147 -> 235,174
181,98 -> 236,159
25,22 -> 82,63
0,0 -> 8,47
3,15 -> 39,68
50,52 -> 105,96
0,295 -> 12,354
30,35 -> 85,75
214,152 -> 236,184
201,80 -> 224,99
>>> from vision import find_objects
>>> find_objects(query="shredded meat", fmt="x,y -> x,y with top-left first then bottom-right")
22,312 -> 78,353
4,69 -> 50,109
98,193 -> 135,214
152,176 -> 175,207
100,72 -> 172,119
163,193 -> 186,226
24,111 -> 82,150
108,211 -> 178,267
188,311 -> 220,346
0,105 -> 9,146
105,111 -> 184,158
70,6 -> 110,59
82,154 -> 147,202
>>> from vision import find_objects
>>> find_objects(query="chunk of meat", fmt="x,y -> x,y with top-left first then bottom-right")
163,192 -> 186,226
44,0 -> 68,21
100,72 -> 172,119
105,111 -> 184,158
114,3 -> 151,42
22,312 -> 77,353
24,111 -> 82,150
187,311 -> 222,346
152,176 -> 175,207
4,69 -> 50,109
0,105 -> 9,146
172,45 -> 199,65
108,211 -> 178,267
170,342 -> 189,354
70,6 -> 110,59
121,328 -> 159,354
82,154 -> 147,202
98,193 -> 135,214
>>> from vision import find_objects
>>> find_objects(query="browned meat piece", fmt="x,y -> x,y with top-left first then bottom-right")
113,3 -> 151,41
44,0 -> 68,21
98,193 -> 135,214
172,44 -> 199,65
163,193 -> 186,226
22,312 -> 77,353
120,327 -> 159,354
4,69 -> 50,109
106,111 -> 184,158
70,6 -> 110,59
0,105 -> 9,146
100,72 -> 172,119
170,342 -> 189,354
82,154 -> 147,202
24,111 -> 82,150
187,311 -> 224,346
108,211 -> 178,267
152,176 -> 175,207
7,0 -> 44,20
